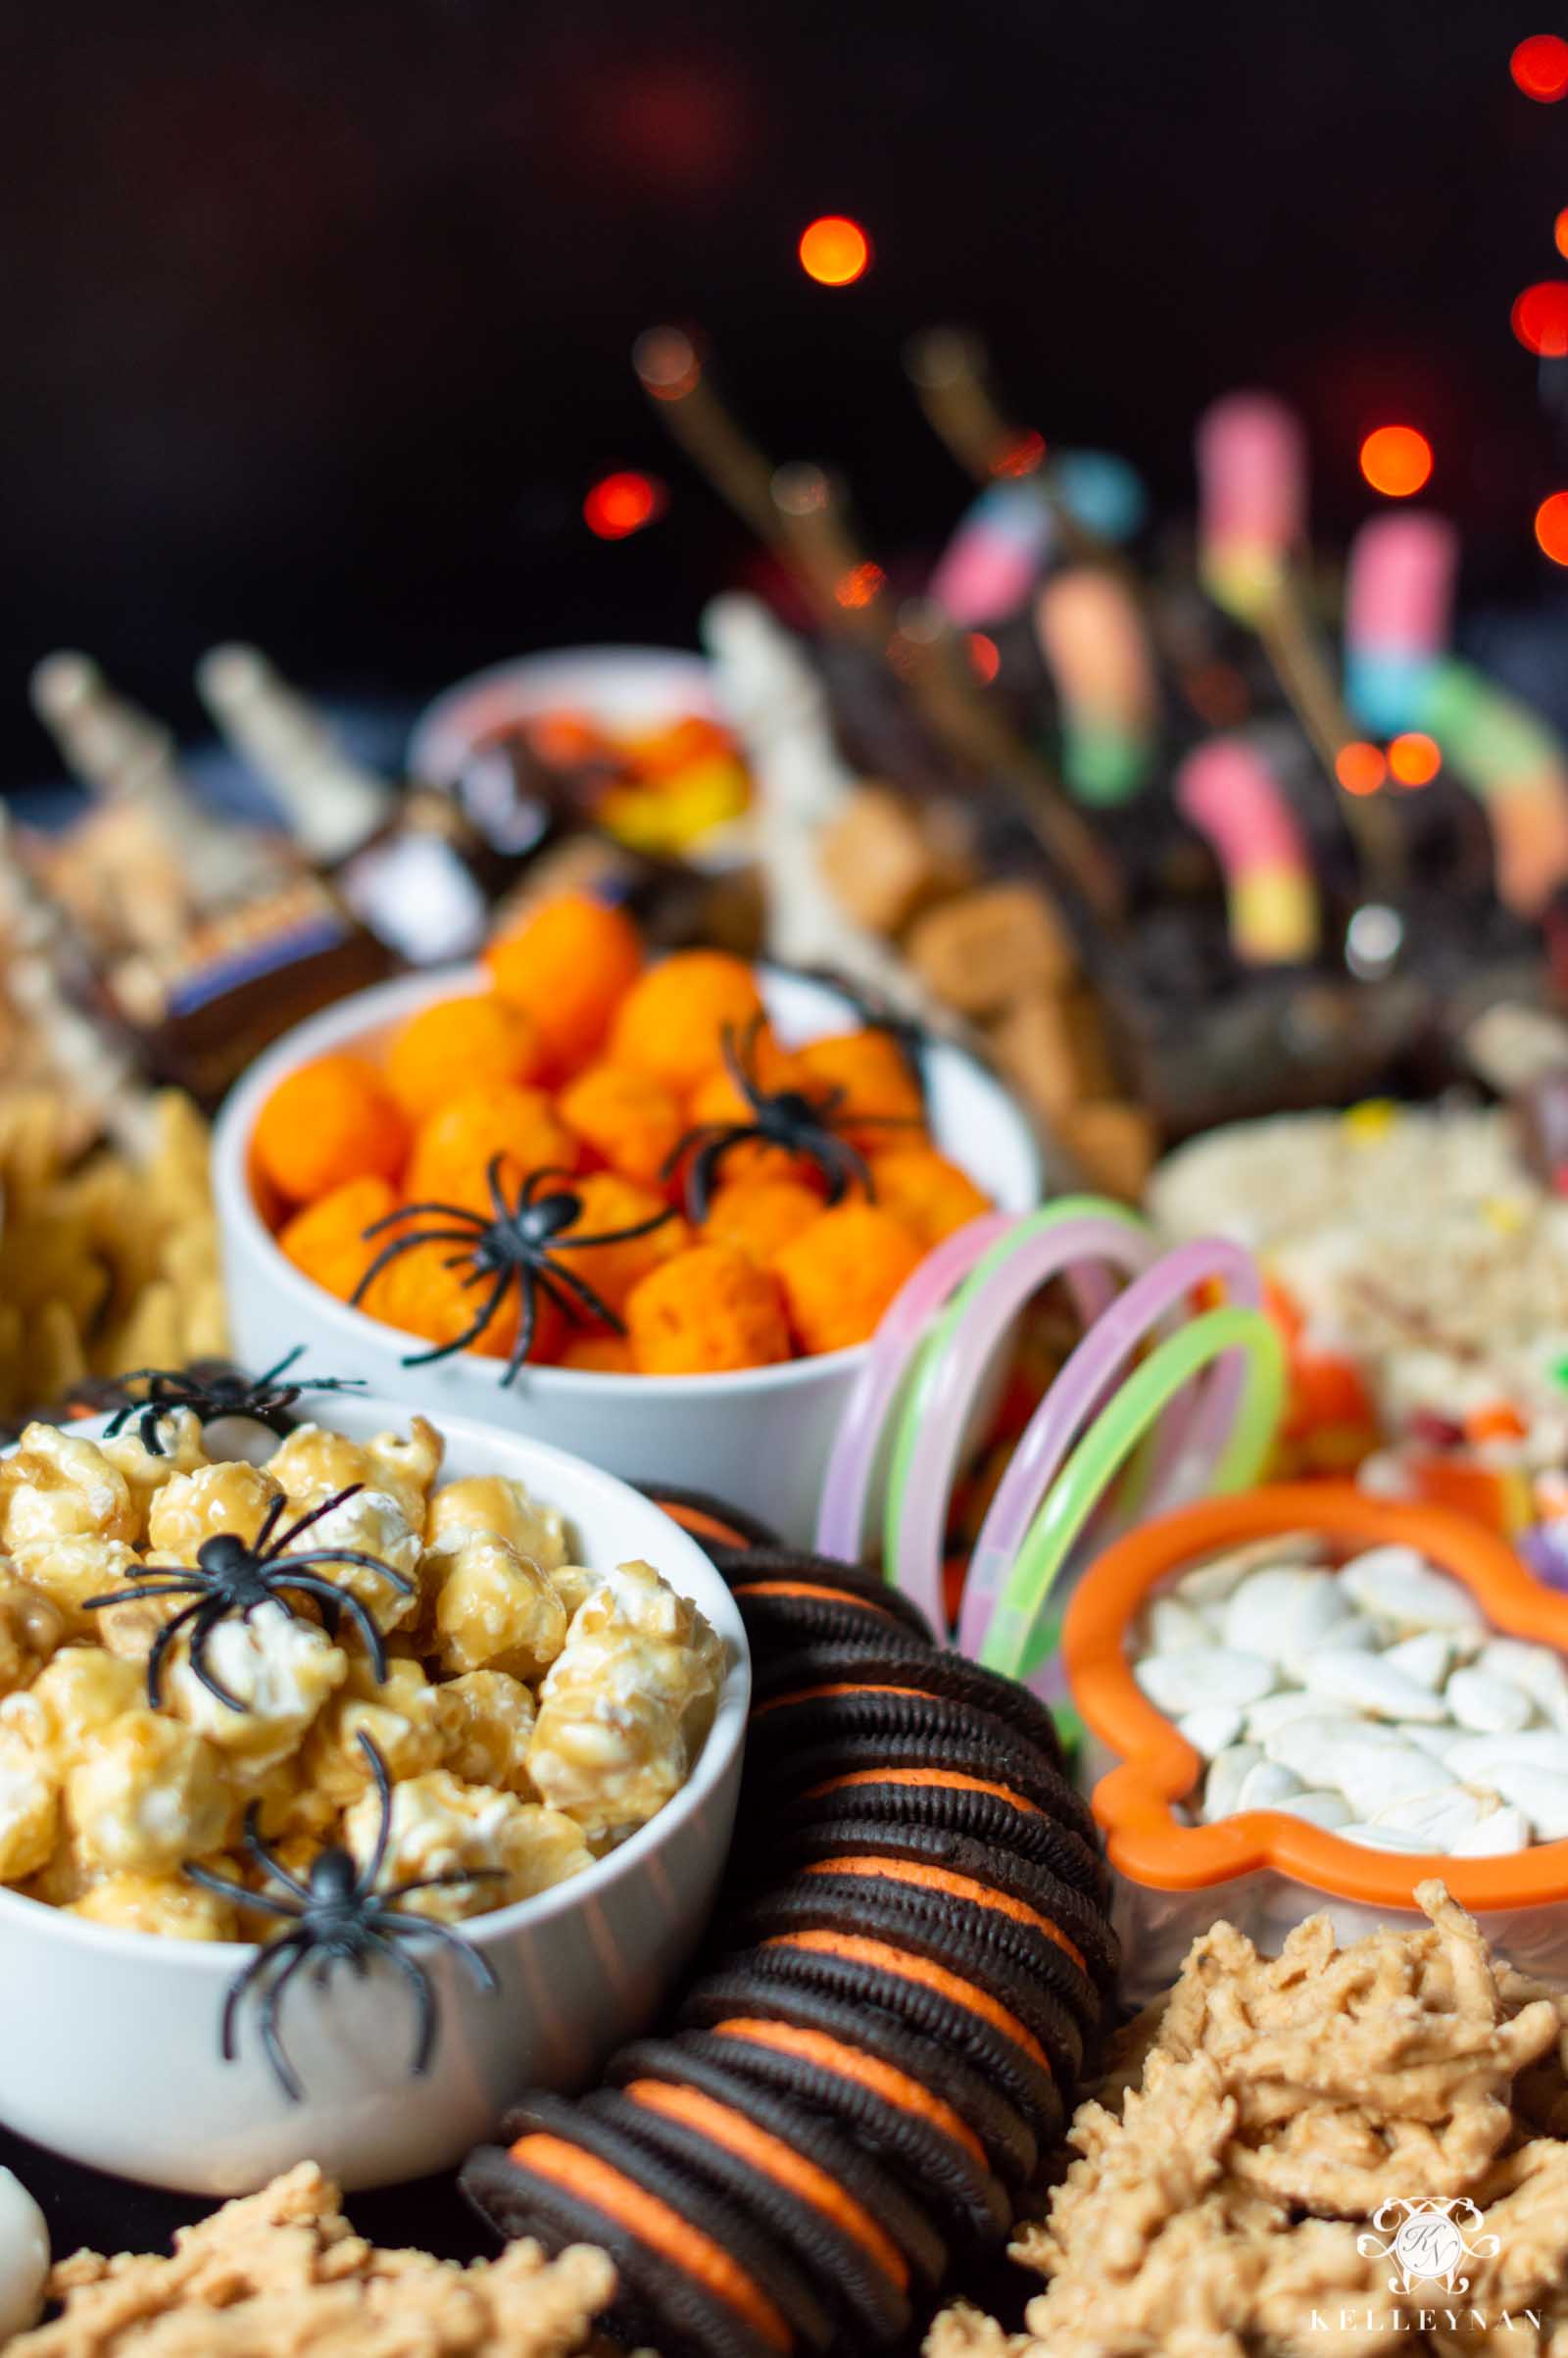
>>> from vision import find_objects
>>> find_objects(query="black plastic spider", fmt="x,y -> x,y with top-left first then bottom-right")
101,1349 -> 366,1456
81,1482 -> 416,1710
662,1011 -> 923,1219
184,1733 -> 501,2102
350,1155 -> 676,1382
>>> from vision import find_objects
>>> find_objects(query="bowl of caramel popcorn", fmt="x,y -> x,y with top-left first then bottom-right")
0,1392 -> 748,2194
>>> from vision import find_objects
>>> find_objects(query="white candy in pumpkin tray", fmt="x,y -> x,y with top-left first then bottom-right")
1131,1537 -> 1568,1855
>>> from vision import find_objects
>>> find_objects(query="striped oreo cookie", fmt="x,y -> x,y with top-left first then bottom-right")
748,1648 -> 1066,1775
750,1723 -> 1102,1857
679,1959 -> 1048,2186
725,1552 -> 937,1656
599,2038 -> 946,2346
638,1485 -> 782,1555
466,2094 -> 832,2358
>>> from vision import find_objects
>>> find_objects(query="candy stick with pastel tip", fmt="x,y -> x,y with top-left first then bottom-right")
1343,512 -> 1458,738
903,326 -> 1108,562
1174,737 -> 1321,965
1417,661 -> 1568,918
1034,566 -> 1160,805
928,480 -> 1055,626
1196,394 -> 1400,886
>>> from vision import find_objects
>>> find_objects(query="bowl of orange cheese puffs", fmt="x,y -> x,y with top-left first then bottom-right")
214,896 -> 1042,1540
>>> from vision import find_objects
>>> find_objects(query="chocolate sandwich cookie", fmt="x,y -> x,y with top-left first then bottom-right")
639,1484 -> 781,1555
781,1754 -> 1108,1906
680,1959 -> 1047,2186
690,1936 -> 1067,2153
748,1647 -> 1066,1775
772,1817 -> 1120,1996
599,2039 -> 946,2344
758,1723 -> 1102,1857
736,1864 -> 1100,2071
466,2094 -> 832,2358
726,1565 -> 933,1659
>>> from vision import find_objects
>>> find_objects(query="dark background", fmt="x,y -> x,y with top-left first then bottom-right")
3,0 -> 1567,787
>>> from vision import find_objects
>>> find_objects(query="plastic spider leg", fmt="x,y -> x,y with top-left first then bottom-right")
375,1934 -> 440,2076
397,1269 -> 514,1368
817,1131 -> 875,1205
530,1254 -> 622,1334
272,1482 -> 367,1552
217,1938 -> 296,2070
658,1121 -> 736,1186
372,1907 -> 502,1997
146,1597 -> 224,1710
519,1164 -> 578,1211
355,1732 -> 395,1894
253,1940 -> 314,2102
250,1490 -> 293,1553
274,1571 -> 393,1684
720,1010 -> 769,1105
241,1806 -> 316,1904
361,1199 -> 487,1236
184,1859 -> 307,1921
182,1604 -> 253,1714
685,1129 -> 750,1222
350,1225 -> 482,1307
81,1577 -> 206,1610
254,1346 -> 307,1389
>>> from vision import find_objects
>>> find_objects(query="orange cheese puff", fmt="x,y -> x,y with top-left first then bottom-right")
626,1244 -> 791,1374
558,1333 -> 635,1374
609,951 -> 764,1095
374,1241 -> 565,1367
705,1177 -> 826,1267
252,1054 -> 408,1204
385,993 -> 541,1121
558,1172 -> 690,1317
278,1176 -> 398,1304
405,1086 -> 578,1218
557,1061 -> 686,1187
775,1205 -> 925,1354
484,893 -> 644,1072
796,1030 -> 926,1152
866,1148 -> 992,1247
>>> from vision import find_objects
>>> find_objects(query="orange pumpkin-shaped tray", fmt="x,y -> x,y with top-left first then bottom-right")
1063,1483 -> 1568,1912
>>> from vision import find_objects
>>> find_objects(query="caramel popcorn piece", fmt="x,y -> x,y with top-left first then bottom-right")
0,1426 -> 137,1551
146,1461 -> 283,1564
68,1869 -> 237,1942
266,1417 -> 443,1534
528,1557 -> 723,1842
300,1657 -> 447,1806
10,1538 -> 141,1643
67,1710 -> 231,1875
3,1647 -> 143,1761
341,1769 -> 593,1921
166,1603 -> 348,1773
0,1577 -> 64,1697
906,883 -> 1078,1014
428,1532 -> 568,1681
436,1668 -> 538,1794
424,1475 -> 569,1572
0,1728 -> 59,1879
276,1483 -> 422,1637
97,1410 -> 210,1541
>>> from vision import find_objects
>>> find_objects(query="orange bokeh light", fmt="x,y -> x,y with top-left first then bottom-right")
1513,33 -> 1568,98
1336,741 -> 1388,797
1556,210 -> 1568,259
799,216 -> 871,286
1388,731 -> 1442,787
1536,490 -> 1568,563
1512,280 -> 1568,355
1358,426 -> 1433,498
583,471 -> 665,540
834,561 -> 887,609
966,631 -> 1002,683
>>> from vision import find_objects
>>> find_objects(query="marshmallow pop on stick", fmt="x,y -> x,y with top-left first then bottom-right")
1034,565 -> 1160,805
1174,734 -> 1322,965
1343,511 -> 1459,738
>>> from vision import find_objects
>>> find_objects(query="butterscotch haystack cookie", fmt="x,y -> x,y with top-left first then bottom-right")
11,2161 -> 618,2356
927,1882 -> 1568,2357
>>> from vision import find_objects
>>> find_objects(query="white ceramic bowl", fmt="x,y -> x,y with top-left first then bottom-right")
214,965 -> 1044,1543
410,645 -> 723,791
0,1397 -> 749,2196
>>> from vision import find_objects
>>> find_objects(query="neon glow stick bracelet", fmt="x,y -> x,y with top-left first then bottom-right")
879,1202 -> 1156,1629
978,1304 -> 1287,1687
958,1236 -> 1263,1660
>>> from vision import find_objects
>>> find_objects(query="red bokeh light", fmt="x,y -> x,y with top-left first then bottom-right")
1512,281 -> 1568,355
1358,426 -> 1433,498
799,217 -> 871,286
1336,741 -> 1388,796
1556,210 -> 1568,259
1388,732 -> 1442,787
583,471 -> 666,540
1536,490 -> 1568,563
991,429 -> 1047,478
1513,34 -> 1568,99
966,631 -> 1002,683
